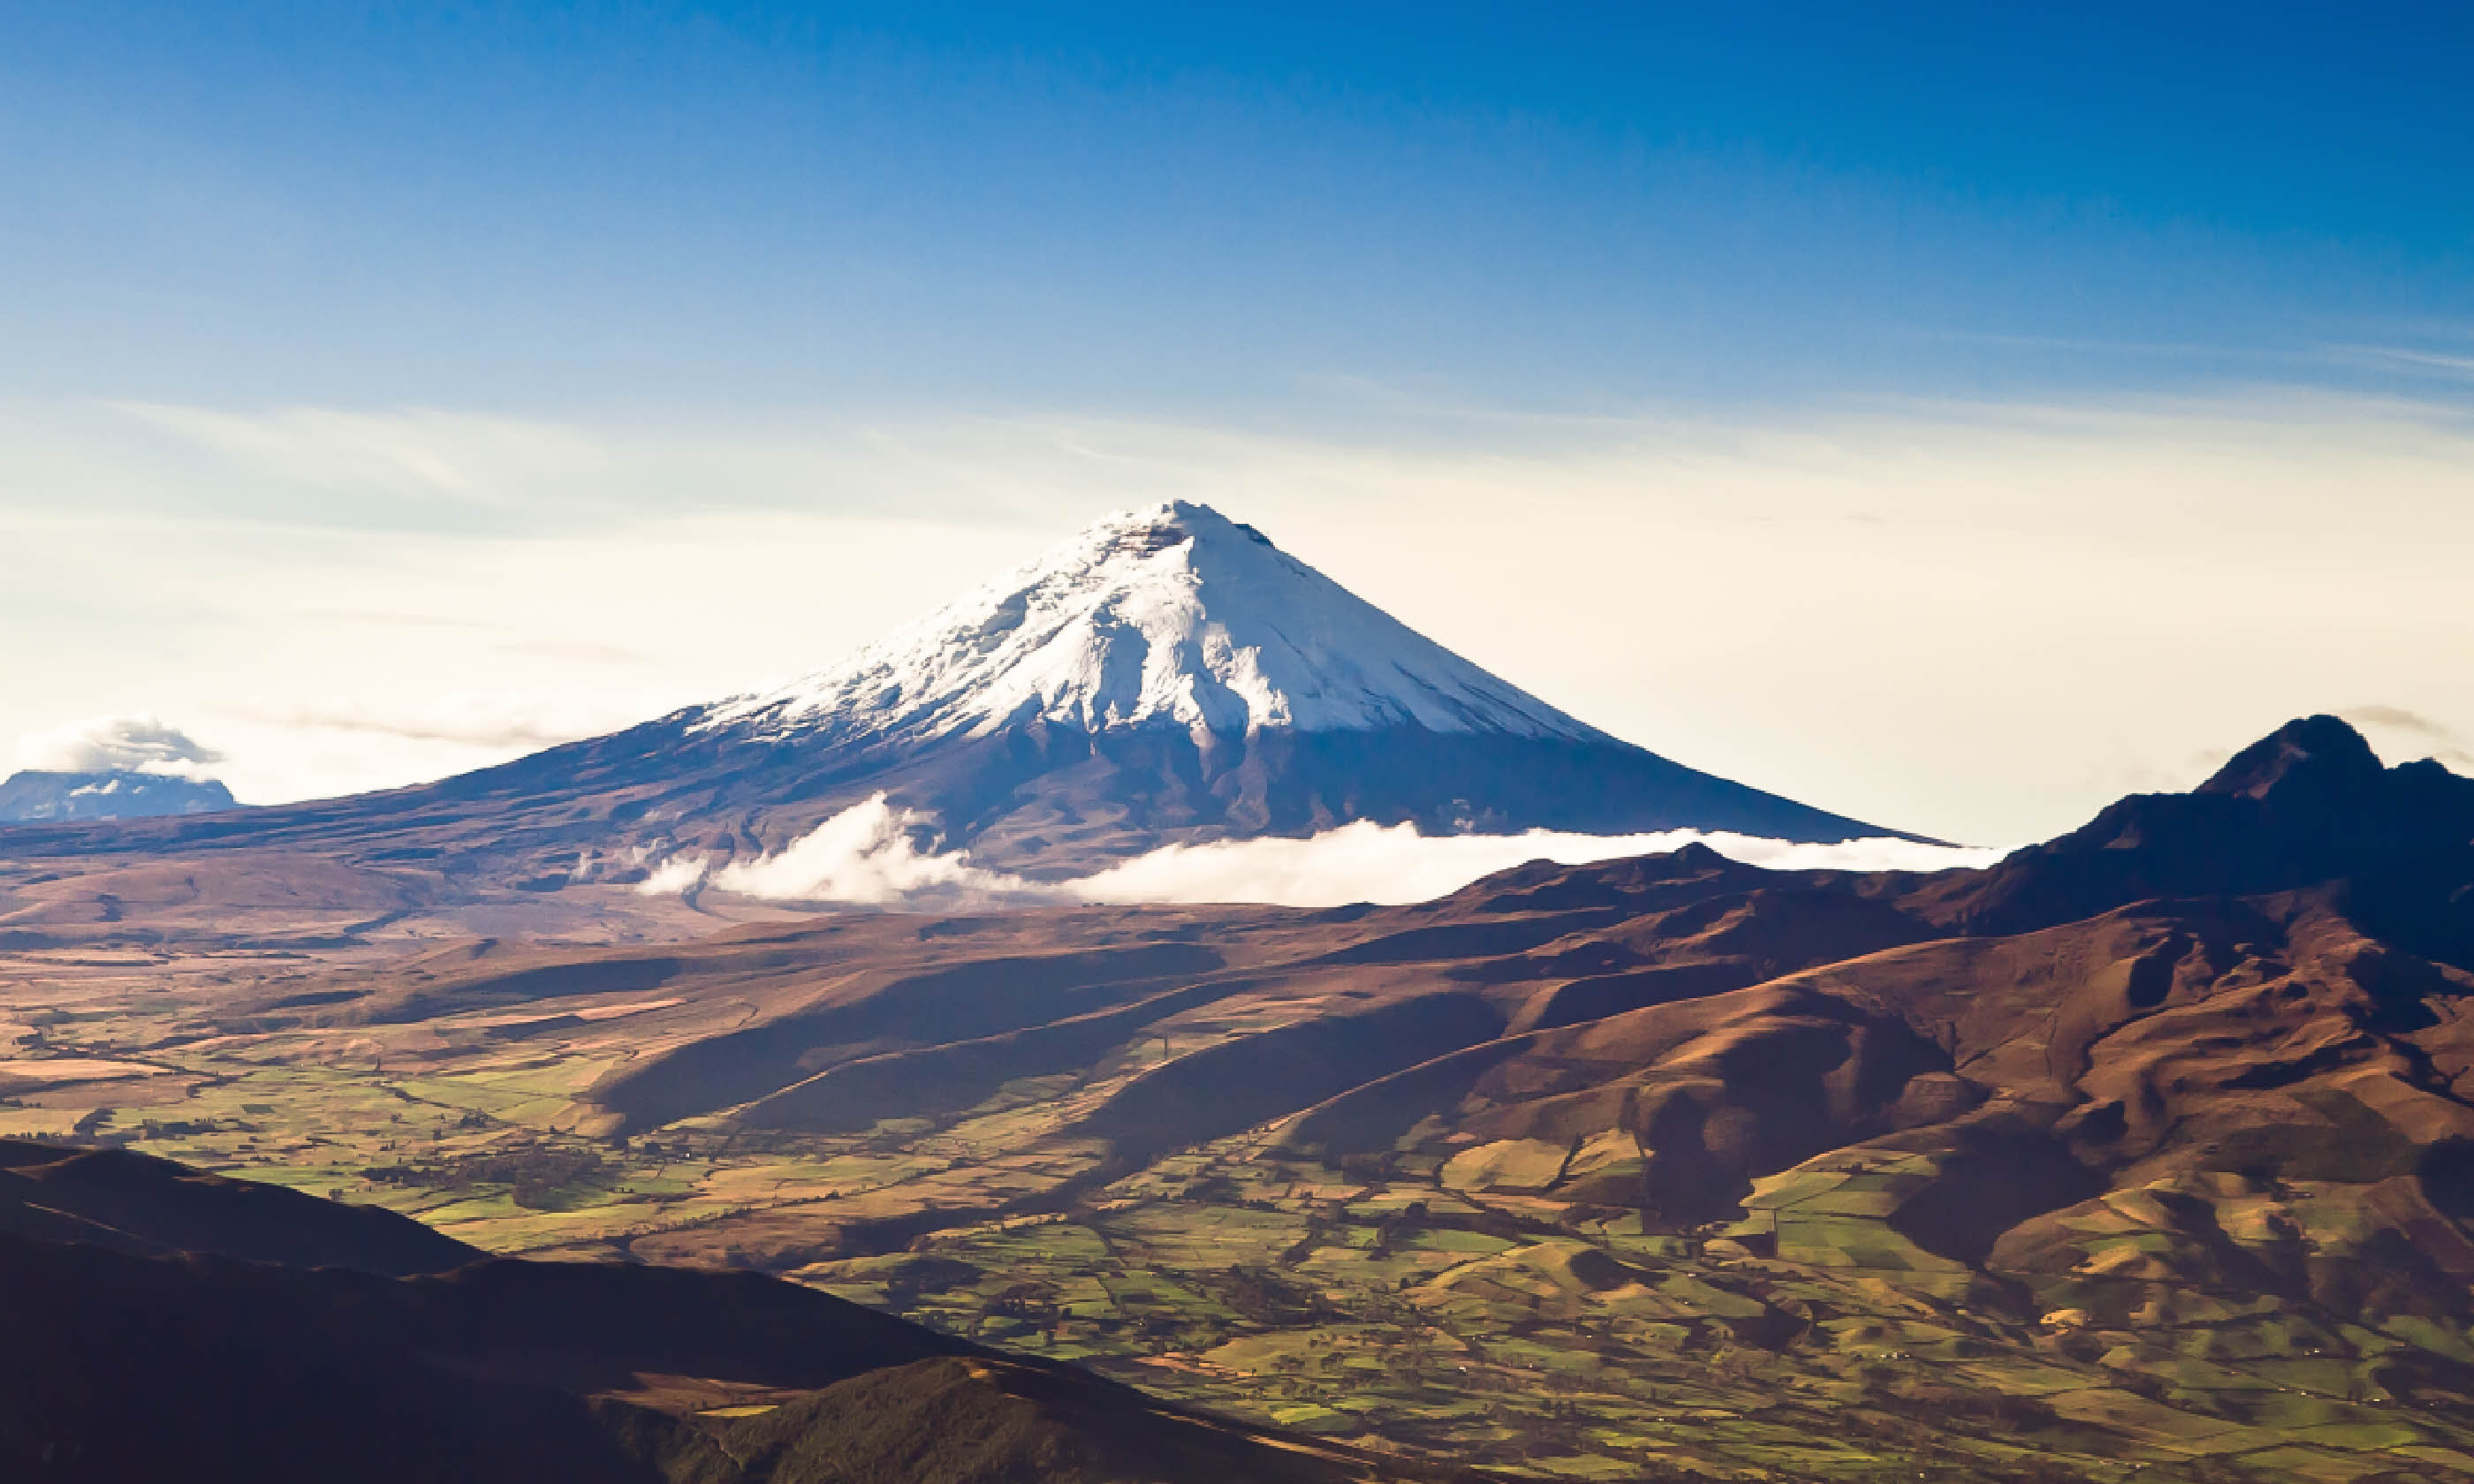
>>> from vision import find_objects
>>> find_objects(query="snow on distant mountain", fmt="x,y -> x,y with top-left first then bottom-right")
702,503 -> 1602,747
0,770 -> 237,823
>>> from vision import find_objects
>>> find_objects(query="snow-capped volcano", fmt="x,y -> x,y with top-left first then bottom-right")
702,502 -> 1602,747
617,500 -> 1909,870
4,503 -> 1916,882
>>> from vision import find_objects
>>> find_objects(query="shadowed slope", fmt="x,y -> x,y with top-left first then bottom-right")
0,1139 -> 477,1275
0,1149 -> 1477,1484
1916,714 -> 2474,961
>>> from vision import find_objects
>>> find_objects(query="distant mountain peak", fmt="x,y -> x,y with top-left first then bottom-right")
0,768 -> 236,823
1929,715 -> 2474,957
700,501 -> 1608,748
2196,714 -> 2386,802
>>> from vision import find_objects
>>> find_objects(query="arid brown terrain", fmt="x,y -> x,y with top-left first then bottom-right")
4,716 -> 2473,1480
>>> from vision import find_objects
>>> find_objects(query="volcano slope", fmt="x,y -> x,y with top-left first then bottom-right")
8,716 -> 2474,1481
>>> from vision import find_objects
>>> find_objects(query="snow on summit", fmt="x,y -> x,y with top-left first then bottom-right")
701,502 -> 1606,746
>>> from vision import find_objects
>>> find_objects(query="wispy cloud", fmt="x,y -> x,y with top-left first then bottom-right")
70,400 -> 1058,535
490,640 -> 651,665
2327,345 -> 2474,379
112,402 -> 610,508
2342,704 -> 2474,769
246,694 -> 650,750
10,387 -> 2466,558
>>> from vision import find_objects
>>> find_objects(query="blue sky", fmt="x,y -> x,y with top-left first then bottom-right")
2,3 -> 2471,842
7,2 -> 2470,414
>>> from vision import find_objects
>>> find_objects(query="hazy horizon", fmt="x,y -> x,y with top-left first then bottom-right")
5,4 -> 2470,845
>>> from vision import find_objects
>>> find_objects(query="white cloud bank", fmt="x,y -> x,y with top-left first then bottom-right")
649,793 -> 2007,910
709,795 -> 1031,902
1068,822 -> 2004,905
13,714 -> 223,776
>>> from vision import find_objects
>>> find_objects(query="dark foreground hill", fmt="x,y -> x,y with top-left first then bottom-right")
0,1138 -> 1473,1484
0,1139 -> 476,1273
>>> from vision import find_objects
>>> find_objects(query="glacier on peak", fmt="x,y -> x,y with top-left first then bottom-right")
697,501 -> 1607,746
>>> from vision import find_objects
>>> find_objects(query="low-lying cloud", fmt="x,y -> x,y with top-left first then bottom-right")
644,794 -> 2007,910
709,795 -> 1030,902
13,714 -> 223,776
1068,822 -> 2003,905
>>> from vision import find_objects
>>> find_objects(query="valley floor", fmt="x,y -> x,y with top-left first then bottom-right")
6,935 -> 2469,1484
